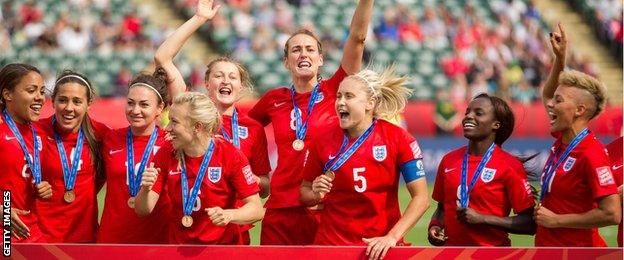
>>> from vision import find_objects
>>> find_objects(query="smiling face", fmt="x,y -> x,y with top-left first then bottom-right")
462,97 -> 500,141
205,61 -> 243,110
2,71 -> 45,124
283,33 -> 324,81
53,82 -> 90,133
335,77 -> 375,132
546,85 -> 583,133
165,103 -> 195,150
126,86 -> 164,131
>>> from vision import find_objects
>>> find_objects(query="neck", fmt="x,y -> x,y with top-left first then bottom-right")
346,117 -> 373,138
131,123 -> 155,136
561,120 -> 588,144
292,76 -> 318,94
218,104 -> 235,116
183,136 -> 210,157
468,135 -> 496,155
5,107 -> 27,125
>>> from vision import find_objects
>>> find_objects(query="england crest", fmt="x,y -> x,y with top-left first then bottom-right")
480,168 -> 497,183
315,92 -> 324,104
373,145 -> 387,162
563,157 -> 576,172
238,126 -> 249,139
208,167 -> 222,183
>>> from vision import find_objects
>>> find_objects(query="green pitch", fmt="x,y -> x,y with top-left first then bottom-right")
97,184 -> 619,246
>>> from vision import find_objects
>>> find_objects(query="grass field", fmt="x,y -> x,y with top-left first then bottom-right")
97,184 -> 620,246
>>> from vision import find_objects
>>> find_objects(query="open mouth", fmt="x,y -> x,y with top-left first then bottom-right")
548,111 -> 557,125
338,109 -> 349,120
462,121 -> 476,129
61,114 -> 76,121
218,86 -> 232,96
30,103 -> 42,113
297,61 -> 311,68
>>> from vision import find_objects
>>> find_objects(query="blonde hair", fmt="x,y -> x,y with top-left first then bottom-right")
558,70 -> 607,119
205,57 -> 254,97
172,92 -> 221,135
349,65 -> 412,118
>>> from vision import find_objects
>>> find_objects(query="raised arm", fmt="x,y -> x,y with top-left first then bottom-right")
541,23 -> 567,108
340,0 -> 374,75
154,0 -> 221,101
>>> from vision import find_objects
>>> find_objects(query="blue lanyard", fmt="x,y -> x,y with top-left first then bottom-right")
540,128 -> 589,200
323,120 -> 377,172
290,83 -> 321,141
181,139 -> 215,216
220,108 -> 240,149
459,143 -> 496,208
3,109 -> 41,184
126,127 -> 159,197
52,117 -> 84,192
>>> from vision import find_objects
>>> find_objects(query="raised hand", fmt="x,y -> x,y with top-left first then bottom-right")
549,23 -> 567,61
196,0 -> 221,20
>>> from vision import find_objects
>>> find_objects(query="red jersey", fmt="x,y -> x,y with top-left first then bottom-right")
34,116 -> 109,242
249,66 -> 346,209
152,138 -> 260,244
0,117 -> 45,242
97,127 -> 172,244
536,131 -> 618,247
221,112 -> 271,176
605,136 -> 622,247
432,146 -> 534,246
302,120 -> 423,245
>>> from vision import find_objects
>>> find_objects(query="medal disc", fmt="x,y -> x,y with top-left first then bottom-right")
292,139 -> 304,151
64,191 -> 75,203
325,170 -> 335,180
127,197 -> 136,208
182,215 -> 193,228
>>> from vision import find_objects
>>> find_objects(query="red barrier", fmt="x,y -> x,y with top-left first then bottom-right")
10,244 -> 623,259
40,99 -> 622,137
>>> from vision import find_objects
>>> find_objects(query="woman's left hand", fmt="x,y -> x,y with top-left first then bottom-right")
206,207 -> 232,226
456,207 -> 485,224
362,235 -> 397,260
36,181 -> 52,199
534,203 -> 560,228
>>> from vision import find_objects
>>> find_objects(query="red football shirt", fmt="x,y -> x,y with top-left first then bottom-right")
303,120 -> 423,245
249,66 -> 346,209
97,127 -> 172,244
221,111 -> 271,176
34,116 -> 109,242
152,137 -> 260,244
432,146 -> 534,246
605,136 -> 622,247
0,116 -> 45,242
535,131 -> 618,247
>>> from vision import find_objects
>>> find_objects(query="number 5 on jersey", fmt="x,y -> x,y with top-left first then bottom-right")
353,167 -> 367,193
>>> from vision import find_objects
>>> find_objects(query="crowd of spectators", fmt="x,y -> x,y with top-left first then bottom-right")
566,0 -> 623,61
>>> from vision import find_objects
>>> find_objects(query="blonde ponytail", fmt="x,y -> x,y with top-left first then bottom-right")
350,65 -> 412,118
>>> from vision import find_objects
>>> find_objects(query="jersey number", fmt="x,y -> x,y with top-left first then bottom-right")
289,108 -> 301,131
353,167 -> 367,193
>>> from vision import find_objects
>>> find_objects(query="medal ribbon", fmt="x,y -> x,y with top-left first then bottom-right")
181,139 -> 215,216
323,120 -> 377,172
220,108 -> 240,149
127,127 -> 159,197
52,117 -> 84,192
540,128 -> 589,200
459,143 -> 495,208
3,109 -> 41,184
290,83 -> 321,141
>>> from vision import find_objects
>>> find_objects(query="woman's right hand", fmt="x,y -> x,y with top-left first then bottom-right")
311,174 -> 334,199
549,23 -> 567,61
196,0 -> 221,20
427,225 -> 447,246
10,208 -> 31,240
141,165 -> 159,191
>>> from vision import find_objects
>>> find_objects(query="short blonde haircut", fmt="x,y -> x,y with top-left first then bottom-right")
348,65 -> 413,118
172,92 -> 221,135
558,70 -> 607,119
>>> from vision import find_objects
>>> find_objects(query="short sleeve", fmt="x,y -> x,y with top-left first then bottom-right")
248,94 -> 272,126
228,149 -> 260,200
396,127 -> 423,165
504,162 -> 535,214
250,126 -> 271,176
584,148 -> 618,199
90,118 -> 111,140
302,140 -> 324,183
432,156 -> 446,203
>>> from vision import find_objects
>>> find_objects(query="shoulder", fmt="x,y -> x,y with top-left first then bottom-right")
238,113 -> 264,129
495,148 -> 525,173
89,118 -> 111,139
34,116 -> 54,134
441,147 -> 465,163
377,119 -> 412,140
257,87 -> 290,103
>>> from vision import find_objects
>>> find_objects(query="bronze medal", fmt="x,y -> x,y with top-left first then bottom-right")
182,215 -> 193,228
127,197 -> 136,208
325,170 -> 335,180
292,139 -> 304,151
64,191 -> 75,203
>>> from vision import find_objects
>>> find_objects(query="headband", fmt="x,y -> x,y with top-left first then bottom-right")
353,74 -> 378,97
129,83 -> 163,102
56,75 -> 92,91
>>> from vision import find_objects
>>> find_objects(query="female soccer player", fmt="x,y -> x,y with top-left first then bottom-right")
153,0 -> 271,243
300,67 -> 429,260
0,63 -> 51,242
135,92 -> 264,244
605,136 -> 622,247
428,93 -> 536,246
535,23 -> 621,247
97,70 -> 172,244
35,70 -> 109,242
249,0 -> 374,245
